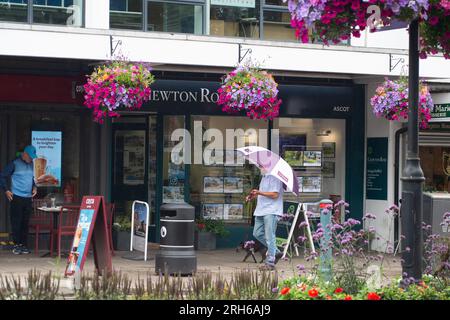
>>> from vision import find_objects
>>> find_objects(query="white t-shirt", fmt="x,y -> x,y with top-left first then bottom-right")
253,175 -> 284,216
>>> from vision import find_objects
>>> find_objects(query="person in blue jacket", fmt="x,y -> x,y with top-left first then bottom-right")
0,145 -> 38,254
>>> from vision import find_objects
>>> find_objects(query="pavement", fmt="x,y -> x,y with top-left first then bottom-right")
0,248 -> 403,285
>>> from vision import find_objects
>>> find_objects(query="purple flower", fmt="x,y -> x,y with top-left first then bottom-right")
364,213 -> 377,220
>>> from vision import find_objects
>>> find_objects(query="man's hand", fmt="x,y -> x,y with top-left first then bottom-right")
245,189 -> 259,202
5,191 -> 13,202
32,187 -> 37,198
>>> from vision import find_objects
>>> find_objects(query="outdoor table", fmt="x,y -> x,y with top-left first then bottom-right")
37,206 -> 67,257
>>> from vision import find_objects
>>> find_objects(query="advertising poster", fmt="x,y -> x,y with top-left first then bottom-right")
31,131 -> 62,187
223,204 -> 243,220
65,209 -> 95,276
131,201 -> 149,261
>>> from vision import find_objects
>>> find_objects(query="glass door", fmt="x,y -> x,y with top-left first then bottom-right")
112,121 -> 148,225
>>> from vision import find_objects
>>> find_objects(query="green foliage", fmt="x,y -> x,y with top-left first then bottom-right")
0,270 -> 60,300
113,215 -> 132,232
196,218 -> 230,238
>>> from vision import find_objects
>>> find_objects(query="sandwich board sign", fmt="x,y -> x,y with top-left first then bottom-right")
64,196 -> 112,277
130,200 -> 150,261
282,202 -> 315,259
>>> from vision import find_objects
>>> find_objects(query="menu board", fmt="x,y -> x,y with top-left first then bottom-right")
65,196 -> 112,277
31,131 -> 62,187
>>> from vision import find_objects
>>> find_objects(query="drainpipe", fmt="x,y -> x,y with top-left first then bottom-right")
394,127 -> 408,249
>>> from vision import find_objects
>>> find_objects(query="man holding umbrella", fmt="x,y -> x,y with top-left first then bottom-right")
239,146 -> 301,270
246,169 -> 284,270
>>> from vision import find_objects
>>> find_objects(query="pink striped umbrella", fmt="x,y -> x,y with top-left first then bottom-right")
237,146 -> 300,196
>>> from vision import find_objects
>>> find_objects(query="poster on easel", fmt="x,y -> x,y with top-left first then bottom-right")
64,196 -> 112,277
130,200 -> 150,261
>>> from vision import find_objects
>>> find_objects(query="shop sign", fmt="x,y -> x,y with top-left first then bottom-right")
130,201 -> 150,261
65,196 -> 112,277
149,88 -> 219,103
366,138 -> 388,200
211,0 -> 255,8
430,103 -> 450,122
427,122 -> 450,131
32,131 -> 62,187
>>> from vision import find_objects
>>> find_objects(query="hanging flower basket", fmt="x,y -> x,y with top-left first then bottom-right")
284,0 -> 449,59
420,1 -> 450,59
217,64 -> 282,120
83,60 -> 155,123
370,78 -> 434,129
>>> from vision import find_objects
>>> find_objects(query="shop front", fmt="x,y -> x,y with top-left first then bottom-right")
420,103 -> 450,193
0,68 -> 109,241
111,79 -> 365,247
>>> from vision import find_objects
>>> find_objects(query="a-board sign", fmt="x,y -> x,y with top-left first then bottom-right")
65,196 -> 112,277
130,200 -> 150,261
282,203 -> 315,259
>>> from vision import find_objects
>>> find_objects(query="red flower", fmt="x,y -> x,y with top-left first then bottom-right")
280,287 -> 290,295
367,292 -> 381,300
197,223 -> 205,231
344,295 -> 352,300
334,287 -> 344,294
308,289 -> 319,298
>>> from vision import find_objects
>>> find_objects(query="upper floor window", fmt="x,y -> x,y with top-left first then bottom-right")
210,0 -> 260,39
110,0 -> 143,30
0,0 -> 28,22
147,1 -> 203,34
0,0 -> 84,26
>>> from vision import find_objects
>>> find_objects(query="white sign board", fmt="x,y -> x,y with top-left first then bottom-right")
211,0 -> 255,8
130,201 -> 150,261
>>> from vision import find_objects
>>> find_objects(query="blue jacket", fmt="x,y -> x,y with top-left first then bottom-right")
0,157 -> 35,198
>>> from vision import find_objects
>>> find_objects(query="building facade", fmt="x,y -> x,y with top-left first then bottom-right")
1,0 -> 449,249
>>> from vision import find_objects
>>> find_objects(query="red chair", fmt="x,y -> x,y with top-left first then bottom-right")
105,203 -> 115,256
29,199 -> 53,255
52,205 -> 80,258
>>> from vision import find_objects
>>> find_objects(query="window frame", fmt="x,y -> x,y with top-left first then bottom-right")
0,0 -> 86,26
144,0 -> 205,34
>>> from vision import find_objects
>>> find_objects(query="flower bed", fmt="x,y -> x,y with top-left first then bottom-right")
217,64 -> 282,120
370,78 -> 433,129
83,60 -> 155,123
278,274 -> 450,300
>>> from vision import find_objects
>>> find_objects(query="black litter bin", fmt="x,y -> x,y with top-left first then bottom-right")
155,203 -> 197,275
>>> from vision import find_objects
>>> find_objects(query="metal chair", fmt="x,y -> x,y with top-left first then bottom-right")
52,205 -> 80,258
29,199 -> 53,255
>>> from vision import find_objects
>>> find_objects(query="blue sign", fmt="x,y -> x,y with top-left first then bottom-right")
32,131 -> 62,187
66,209 -> 95,275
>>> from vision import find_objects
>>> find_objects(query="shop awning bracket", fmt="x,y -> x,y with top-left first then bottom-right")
110,35 -> 122,58
238,44 -> 252,64
389,54 -> 405,72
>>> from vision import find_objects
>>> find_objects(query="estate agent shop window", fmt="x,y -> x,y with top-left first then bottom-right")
162,115 -> 346,224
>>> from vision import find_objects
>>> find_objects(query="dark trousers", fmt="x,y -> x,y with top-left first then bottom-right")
10,195 -> 32,247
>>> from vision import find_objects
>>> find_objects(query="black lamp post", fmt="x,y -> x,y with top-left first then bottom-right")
400,18 -> 425,280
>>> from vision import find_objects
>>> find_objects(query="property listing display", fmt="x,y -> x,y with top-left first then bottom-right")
280,139 -> 339,197
31,131 -> 62,187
